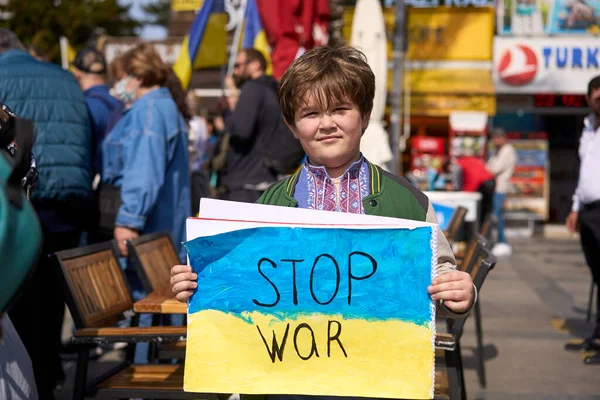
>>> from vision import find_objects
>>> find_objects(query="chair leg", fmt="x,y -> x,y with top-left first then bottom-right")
455,341 -> 467,400
73,345 -> 90,400
444,348 -> 461,400
474,301 -> 487,388
586,282 -> 596,323
125,313 -> 141,363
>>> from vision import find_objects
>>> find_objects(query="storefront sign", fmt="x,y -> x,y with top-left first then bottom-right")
547,0 -> 600,35
410,94 -> 496,116
498,0 -> 600,36
406,0 -> 494,7
408,7 -> 494,60
494,37 -> 600,94
103,39 -> 183,65
172,0 -> 204,12
533,94 -> 588,108
404,69 -> 495,94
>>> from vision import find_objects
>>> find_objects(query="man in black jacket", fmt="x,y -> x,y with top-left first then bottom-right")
220,48 -> 282,203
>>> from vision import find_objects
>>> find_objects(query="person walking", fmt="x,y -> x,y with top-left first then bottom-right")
564,75 -> 600,365
0,29 -> 93,398
487,128 -> 517,256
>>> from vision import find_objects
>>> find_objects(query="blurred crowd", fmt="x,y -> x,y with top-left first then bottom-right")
0,27 -> 303,399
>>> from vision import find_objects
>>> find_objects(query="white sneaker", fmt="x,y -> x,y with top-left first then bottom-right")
492,242 -> 512,257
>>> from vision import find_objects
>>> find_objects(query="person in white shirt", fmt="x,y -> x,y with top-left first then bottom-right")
486,128 -> 517,256
564,76 -> 600,364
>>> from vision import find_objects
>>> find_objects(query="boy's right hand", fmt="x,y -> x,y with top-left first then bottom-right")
170,265 -> 198,302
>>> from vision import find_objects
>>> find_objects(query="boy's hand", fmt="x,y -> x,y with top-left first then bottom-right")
428,271 -> 474,314
170,265 -> 198,303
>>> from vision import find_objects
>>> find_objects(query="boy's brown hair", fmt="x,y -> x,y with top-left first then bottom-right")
278,45 -> 375,126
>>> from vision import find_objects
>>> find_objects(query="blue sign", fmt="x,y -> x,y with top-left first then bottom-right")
432,202 -> 456,231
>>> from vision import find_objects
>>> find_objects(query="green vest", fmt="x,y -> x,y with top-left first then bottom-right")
258,161 -> 428,222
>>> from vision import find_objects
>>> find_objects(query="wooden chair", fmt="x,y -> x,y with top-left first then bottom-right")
444,206 -> 468,244
127,231 -> 185,361
54,241 -> 212,400
479,213 -> 497,247
453,232 -> 491,389
435,242 -> 497,399
127,230 -> 181,294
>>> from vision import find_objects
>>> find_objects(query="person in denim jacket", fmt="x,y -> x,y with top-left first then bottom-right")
102,43 -> 191,262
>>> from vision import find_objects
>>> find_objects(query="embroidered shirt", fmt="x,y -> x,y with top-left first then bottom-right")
294,157 -> 370,213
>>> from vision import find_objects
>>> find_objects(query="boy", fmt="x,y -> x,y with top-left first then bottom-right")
172,45 -> 474,317
172,44 -> 475,400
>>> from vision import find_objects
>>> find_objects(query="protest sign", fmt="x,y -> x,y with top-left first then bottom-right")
183,202 -> 438,399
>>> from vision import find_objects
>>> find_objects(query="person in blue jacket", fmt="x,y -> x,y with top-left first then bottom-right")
0,29 -> 93,398
72,48 -> 124,177
102,43 -> 191,265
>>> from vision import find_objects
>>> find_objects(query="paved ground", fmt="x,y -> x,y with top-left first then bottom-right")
460,237 -> 600,399
55,237 -> 600,399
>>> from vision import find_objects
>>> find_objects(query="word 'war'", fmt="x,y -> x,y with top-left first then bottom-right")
257,320 -> 347,363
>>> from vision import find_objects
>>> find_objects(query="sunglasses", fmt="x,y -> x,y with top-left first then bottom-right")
234,61 -> 249,69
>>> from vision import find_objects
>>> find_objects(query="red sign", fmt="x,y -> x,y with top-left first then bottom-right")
411,137 -> 445,154
533,94 -> 588,108
497,44 -> 538,86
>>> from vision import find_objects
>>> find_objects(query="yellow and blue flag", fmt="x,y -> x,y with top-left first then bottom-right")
173,0 -> 228,89
241,0 -> 272,75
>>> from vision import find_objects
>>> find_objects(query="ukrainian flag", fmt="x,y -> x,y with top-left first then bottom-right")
173,0 -> 228,90
241,0 -> 272,75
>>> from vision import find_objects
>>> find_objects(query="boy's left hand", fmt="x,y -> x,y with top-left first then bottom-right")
428,271 -> 474,314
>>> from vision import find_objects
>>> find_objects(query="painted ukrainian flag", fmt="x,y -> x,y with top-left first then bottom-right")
172,0 -> 228,89
241,0 -> 273,75
183,226 -> 437,399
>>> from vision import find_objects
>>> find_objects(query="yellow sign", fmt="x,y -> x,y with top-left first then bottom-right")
407,7 -> 494,61
409,94 -> 496,116
404,69 -> 495,94
172,0 -> 203,12
343,6 -> 493,61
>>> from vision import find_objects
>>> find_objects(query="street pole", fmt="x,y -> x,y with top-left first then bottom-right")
389,0 -> 405,175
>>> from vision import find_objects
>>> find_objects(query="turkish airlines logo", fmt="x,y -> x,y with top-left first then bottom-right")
497,44 -> 538,86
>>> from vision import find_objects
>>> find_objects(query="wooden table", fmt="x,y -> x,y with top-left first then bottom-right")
133,287 -> 187,314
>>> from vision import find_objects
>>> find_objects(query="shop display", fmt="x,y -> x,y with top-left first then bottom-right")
449,111 -> 489,159
409,137 -> 446,191
490,132 -> 550,219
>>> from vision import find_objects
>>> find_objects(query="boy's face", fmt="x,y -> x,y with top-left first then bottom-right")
288,94 -> 369,171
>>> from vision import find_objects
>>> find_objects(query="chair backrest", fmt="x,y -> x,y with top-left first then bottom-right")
444,206 -> 468,243
479,213 -> 497,243
459,232 -> 488,274
450,242 -> 497,339
127,231 -> 180,293
54,241 -> 133,329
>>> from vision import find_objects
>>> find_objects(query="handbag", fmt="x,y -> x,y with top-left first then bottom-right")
96,182 -> 122,235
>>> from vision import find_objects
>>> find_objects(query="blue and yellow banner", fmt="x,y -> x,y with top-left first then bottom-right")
172,0 -> 227,89
183,226 -> 436,399
241,0 -> 272,75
